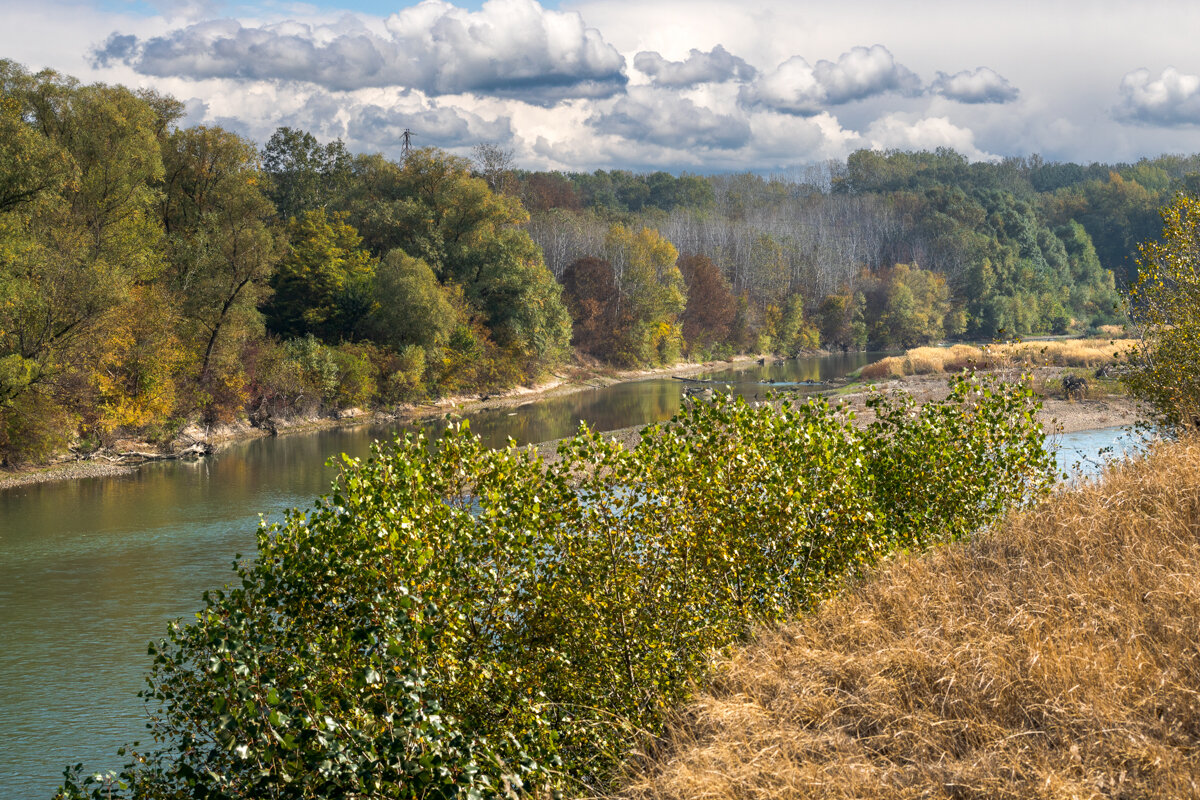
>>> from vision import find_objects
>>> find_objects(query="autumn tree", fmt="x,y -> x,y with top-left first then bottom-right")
561,256 -> 619,358
863,263 -> 952,349
0,63 -> 170,457
678,253 -> 735,352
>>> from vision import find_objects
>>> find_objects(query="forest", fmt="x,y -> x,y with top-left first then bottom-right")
2,58 -> 1196,464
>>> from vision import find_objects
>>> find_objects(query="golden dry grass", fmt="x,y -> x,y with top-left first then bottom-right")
860,340 -> 1135,381
618,438 -> 1200,800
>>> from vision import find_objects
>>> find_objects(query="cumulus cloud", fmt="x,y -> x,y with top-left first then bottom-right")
348,103 -> 514,152
1115,67 -> 1200,126
741,45 -> 921,115
865,113 -> 998,161
633,44 -> 756,87
929,67 -> 1018,104
91,0 -> 627,104
588,90 -> 751,149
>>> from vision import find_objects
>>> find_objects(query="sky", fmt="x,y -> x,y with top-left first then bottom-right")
5,0 -> 1200,172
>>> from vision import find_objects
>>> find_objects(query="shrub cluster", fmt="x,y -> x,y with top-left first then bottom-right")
58,375 -> 1054,799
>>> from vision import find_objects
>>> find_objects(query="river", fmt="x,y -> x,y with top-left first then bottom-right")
0,353 -> 1141,799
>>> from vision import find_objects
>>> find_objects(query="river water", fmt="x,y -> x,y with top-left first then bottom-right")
0,353 -> 1141,799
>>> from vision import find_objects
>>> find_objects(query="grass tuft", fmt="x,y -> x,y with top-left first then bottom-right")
618,437 -> 1200,800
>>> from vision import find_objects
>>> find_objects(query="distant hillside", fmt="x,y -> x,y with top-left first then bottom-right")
620,437 -> 1200,799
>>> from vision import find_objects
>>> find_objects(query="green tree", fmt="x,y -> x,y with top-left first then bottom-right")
162,125 -> 281,394
344,149 -> 571,375
261,126 -> 352,219
359,249 -> 457,351
818,292 -> 867,350
1123,193 -> 1200,428
266,208 -> 375,342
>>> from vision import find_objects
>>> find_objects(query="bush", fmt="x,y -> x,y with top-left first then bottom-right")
0,391 -> 73,466
330,343 -> 378,408
60,375 -> 1052,798
384,344 -> 428,404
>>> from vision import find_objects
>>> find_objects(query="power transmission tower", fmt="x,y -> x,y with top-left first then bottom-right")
401,128 -> 416,158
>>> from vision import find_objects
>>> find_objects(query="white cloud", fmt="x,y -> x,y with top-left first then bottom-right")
92,0 -> 628,104
633,45 -> 755,88
741,45 -> 921,115
587,89 -> 751,149
12,0 -> 1200,171
348,103 -> 514,152
865,113 -> 998,161
1116,67 -> 1200,126
930,67 -> 1019,104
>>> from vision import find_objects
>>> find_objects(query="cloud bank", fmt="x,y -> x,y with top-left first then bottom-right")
633,44 -> 756,87
93,0 -> 628,103
55,0 -> 1200,171
1116,67 -> 1200,126
929,67 -> 1019,104
588,89 -> 751,149
741,45 -> 922,115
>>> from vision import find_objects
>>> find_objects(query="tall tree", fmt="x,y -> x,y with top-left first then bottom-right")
678,253 -> 735,350
605,224 -> 686,366
162,126 -> 281,386
561,256 -> 619,358
261,127 -> 352,220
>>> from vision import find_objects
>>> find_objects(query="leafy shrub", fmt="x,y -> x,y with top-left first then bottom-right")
384,344 -> 428,404
0,391 -> 73,466
330,343 -> 378,409
250,336 -> 343,416
60,375 -> 1052,798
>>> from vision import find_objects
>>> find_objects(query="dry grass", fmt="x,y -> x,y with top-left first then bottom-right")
860,340 -> 1135,381
618,438 -> 1200,800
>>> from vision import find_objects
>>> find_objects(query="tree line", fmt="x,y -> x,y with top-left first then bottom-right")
2,59 -> 1195,464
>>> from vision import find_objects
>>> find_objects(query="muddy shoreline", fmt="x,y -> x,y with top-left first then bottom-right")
1,360 -> 1147,492
0,356 -> 763,491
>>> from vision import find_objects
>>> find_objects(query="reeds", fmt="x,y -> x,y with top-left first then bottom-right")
860,339 -> 1134,381
618,438 -> 1200,799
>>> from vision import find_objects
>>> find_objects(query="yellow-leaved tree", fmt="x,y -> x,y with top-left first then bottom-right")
605,224 -> 686,366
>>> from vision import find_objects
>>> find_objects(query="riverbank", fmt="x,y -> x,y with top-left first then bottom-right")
0,355 -> 763,491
